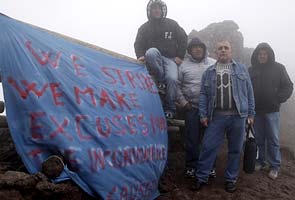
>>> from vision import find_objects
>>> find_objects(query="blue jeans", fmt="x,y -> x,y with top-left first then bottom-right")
196,115 -> 246,183
145,48 -> 178,112
184,108 -> 201,169
253,112 -> 280,170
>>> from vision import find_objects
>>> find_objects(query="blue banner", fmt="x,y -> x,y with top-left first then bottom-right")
0,14 -> 167,200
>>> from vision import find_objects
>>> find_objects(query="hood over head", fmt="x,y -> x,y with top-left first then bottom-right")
187,37 -> 207,60
251,42 -> 275,66
147,0 -> 167,20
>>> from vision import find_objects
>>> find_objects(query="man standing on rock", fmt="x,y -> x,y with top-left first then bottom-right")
134,0 -> 187,119
249,43 -> 293,180
177,37 -> 215,178
193,40 -> 255,193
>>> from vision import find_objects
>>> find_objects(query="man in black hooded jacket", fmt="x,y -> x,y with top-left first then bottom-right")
134,0 -> 187,118
249,42 -> 293,180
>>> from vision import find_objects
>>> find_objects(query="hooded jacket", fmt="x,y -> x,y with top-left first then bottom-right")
177,38 -> 216,108
249,43 -> 293,114
134,0 -> 187,59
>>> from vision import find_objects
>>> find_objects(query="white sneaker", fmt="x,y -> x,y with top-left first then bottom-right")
165,111 -> 175,119
268,169 -> 279,180
209,169 -> 216,178
158,83 -> 166,90
185,168 -> 195,178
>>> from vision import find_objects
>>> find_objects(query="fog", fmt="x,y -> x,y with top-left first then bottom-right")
1,0 -> 295,101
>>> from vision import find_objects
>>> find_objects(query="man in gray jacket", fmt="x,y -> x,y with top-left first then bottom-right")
178,37 -> 215,178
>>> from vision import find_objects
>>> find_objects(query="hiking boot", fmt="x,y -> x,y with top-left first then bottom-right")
209,168 -> 216,178
225,181 -> 237,193
185,168 -> 195,178
158,83 -> 166,90
191,179 -> 207,191
268,169 -> 279,180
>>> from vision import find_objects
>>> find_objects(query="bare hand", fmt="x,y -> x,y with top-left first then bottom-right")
184,102 -> 192,111
174,57 -> 183,65
138,56 -> 145,62
247,117 -> 254,127
200,118 -> 209,127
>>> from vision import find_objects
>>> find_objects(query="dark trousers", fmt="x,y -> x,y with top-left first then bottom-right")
184,108 -> 201,169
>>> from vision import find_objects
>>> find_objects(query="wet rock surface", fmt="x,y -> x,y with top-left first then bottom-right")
0,128 -> 96,200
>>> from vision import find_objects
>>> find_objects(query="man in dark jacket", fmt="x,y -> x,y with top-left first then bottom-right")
134,0 -> 187,118
249,43 -> 293,180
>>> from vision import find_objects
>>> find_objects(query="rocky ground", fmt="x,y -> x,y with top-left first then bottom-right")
157,130 -> 295,200
1,127 -> 295,200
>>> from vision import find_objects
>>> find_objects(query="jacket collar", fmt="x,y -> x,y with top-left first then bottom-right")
188,54 -> 209,64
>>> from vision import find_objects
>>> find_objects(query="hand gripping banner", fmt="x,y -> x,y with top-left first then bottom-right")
0,13 -> 167,200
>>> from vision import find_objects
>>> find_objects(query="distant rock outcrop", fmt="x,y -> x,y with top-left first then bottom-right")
188,20 -> 254,67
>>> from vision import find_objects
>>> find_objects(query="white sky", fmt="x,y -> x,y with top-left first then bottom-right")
1,0 -> 295,102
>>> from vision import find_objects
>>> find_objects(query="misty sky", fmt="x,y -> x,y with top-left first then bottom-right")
1,0 -> 295,101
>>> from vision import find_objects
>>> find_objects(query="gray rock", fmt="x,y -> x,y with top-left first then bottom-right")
188,20 -> 254,67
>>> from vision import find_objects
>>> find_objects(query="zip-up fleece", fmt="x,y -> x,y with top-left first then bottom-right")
178,55 -> 215,108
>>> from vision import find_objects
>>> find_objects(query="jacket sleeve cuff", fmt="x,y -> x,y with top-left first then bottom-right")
248,111 -> 255,118
200,115 -> 208,120
178,55 -> 185,60
176,52 -> 185,60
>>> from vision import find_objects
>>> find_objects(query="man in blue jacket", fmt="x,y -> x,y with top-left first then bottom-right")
193,40 -> 255,193
134,0 -> 187,118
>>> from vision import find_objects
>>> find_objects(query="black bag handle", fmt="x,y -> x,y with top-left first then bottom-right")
246,124 -> 255,139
